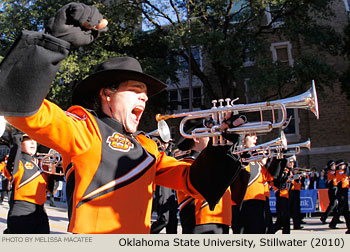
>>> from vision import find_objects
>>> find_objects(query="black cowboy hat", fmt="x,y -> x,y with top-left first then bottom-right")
336,160 -> 345,169
72,56 -> 168,108
327,160 -> 335,169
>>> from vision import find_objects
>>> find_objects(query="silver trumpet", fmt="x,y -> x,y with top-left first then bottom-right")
156,81 -> 319,146
245,138 -> 311,162
277,138 -> 311,156
236,131 -> 288,162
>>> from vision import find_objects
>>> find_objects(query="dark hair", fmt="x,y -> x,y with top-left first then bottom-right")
81,83 -> 120,111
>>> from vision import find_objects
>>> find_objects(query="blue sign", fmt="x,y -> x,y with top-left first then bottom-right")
269,189 -> 318,213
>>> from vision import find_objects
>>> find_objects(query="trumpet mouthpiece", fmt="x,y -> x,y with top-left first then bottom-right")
156,114 -> 170,122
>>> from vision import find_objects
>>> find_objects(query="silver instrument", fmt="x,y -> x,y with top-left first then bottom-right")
37,149 -> 64,176
156,81 -> 319,146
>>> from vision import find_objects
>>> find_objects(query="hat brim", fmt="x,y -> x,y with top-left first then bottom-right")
72,69 -> 168,108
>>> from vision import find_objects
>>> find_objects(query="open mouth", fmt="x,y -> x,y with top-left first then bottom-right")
131,106 -> 144,123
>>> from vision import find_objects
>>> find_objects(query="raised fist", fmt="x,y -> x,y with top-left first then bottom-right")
45,2 -> 108,47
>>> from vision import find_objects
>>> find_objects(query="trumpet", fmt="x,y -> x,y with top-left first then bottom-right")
236,131 -> 288,162
36,149 -> 64,176
145,120 -> 171,143
156,81 -> 319,146
245,138 -> 311,162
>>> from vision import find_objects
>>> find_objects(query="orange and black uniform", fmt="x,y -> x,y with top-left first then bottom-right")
272,167 -> 291,234
321,169 -> 338,222
176,150 -> 231,234
5,140 -> 51,234
238,162 -> 269,234
6,102 -> 241,234
289,176 -> 302,229
329,168 -> 350,231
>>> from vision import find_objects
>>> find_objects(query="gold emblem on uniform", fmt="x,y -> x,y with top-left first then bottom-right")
24,161 -> 34,170
107,133 -> 134,152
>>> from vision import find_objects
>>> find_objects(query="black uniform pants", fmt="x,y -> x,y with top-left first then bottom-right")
238,199 -> 266,234
289,190 -> 302,229
322,187 -> 338,220
7,204 -> 50,234
274,193 -> 290,234
330,188 -> 350,230
151,186 -> 178,234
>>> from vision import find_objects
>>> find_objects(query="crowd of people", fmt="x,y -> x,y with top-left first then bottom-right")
0,2 -> 349,235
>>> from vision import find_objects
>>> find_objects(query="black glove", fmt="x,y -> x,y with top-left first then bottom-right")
45,2 -> 107,47
189,144 -> 242,211
221,113 -> 247,143
240,151 -> 252,166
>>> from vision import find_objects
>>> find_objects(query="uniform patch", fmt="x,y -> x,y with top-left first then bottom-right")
24,161 -> 34,170
106,133 -> 134,152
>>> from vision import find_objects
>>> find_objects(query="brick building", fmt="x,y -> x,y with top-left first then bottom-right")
164,0 -> 350,170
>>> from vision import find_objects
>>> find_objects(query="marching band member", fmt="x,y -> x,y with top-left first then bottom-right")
237,133 -> 281,234
328,160 -> 350,233
272,156 -> 291,234
4,134 -> 53,234
289,160 -> 303,230
320,160 -> 338,224
0,2 -> 245,233
0,155 -> 10,204
175,120 -> 232,234
150,138 -> 178,234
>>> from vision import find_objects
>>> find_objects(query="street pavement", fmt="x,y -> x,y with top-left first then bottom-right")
0,197 -> 348,234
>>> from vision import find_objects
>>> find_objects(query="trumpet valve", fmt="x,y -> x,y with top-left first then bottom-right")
211,100 -> 218,108
218,99 -> 224,108
225,98 -> 232,107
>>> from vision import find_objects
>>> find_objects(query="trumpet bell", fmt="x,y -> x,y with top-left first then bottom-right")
158,120 -> 171,143
0,116 -> 6,137
146,120 -> 171,143
278,80 -> 319,119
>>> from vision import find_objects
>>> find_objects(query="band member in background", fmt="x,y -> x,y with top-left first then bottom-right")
4,134 -> 53,234
329,160 -> 350,233
151,138 -> 178,234
320,160 -> 338,224
289,159 -> 303,230
237,133 -> 281,234
0,155 -> 11,205
0,2 -> 245,233
175,119 -> 232,234
272,156 -> 292,234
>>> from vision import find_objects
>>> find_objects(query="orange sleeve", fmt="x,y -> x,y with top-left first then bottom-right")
0,161 -> 5,174
6,99 -> 100,169
137,134 -> 202,199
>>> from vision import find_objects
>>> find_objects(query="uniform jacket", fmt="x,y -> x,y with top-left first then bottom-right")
176,150 -> 231,227
243,162 -> 267,201
336,170 -> 349,189
7,152 -> 49,206
327,170 -> 337,188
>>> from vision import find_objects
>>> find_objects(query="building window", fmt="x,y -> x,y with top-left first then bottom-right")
181,89 -> 189,110
270,41 -> 294,66
167,87 -> 203,112
168,89 -> 179,111
243,48 -> 255,67
178,47 -> 202,71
